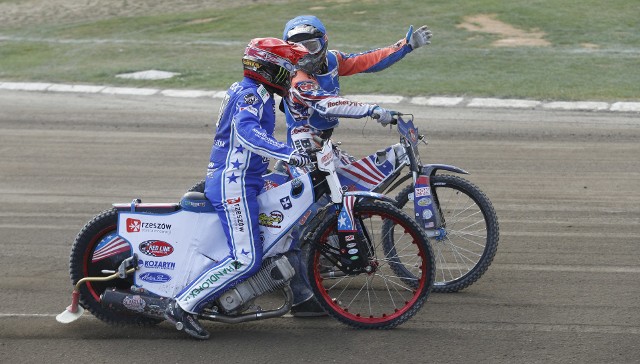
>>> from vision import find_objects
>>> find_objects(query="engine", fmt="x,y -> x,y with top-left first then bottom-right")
216,255 -> 295,313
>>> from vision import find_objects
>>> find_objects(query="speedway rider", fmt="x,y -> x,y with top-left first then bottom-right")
164,38 -> 313,339
280,15 -> 432,316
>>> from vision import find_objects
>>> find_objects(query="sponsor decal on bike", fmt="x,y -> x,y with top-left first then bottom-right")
348,248 -> 358,255
298,210 -> 312,225
259,211 -> 284,229
345,235 -> 355,241
122,295 -> 146,312
126,218 -> 172,235
417,197 -> 432,206
137,259 -> 176,270
126,218 -> 141,232
263,180 -> 279,191
139,272 -> 172,284
408,128 -> 419,144
346,242 -> 356,248
415,186 -> 431,197
139,240 -> 174,257
280,196 -> 292,210
291,178 -> 304,198
422,210 -> 433,219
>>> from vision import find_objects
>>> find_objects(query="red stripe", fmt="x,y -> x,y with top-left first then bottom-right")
92,246 -> 131,262
350,160 -> 384,183
92,242 -> 128,259
343,168 -> 379,185
361,158 -> 386,180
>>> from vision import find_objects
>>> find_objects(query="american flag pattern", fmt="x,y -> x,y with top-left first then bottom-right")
337,155 -> 392,190
338,195 -> 357,232
92,234 -> 131,263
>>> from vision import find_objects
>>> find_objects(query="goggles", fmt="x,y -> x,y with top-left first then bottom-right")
296,38 -> 325,54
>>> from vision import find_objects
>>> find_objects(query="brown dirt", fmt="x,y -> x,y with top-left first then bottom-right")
457,14 -> 550,47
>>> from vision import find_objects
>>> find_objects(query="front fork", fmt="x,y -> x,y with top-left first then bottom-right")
410,164 -> 468,240
411,174 -> 444,238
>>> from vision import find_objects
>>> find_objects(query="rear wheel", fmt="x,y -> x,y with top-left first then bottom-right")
393,174 -> 499,292
307,201 -> 434,329
69,208 -> 160,325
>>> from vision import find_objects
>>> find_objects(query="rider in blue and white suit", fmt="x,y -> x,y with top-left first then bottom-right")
164,38 -> 312,340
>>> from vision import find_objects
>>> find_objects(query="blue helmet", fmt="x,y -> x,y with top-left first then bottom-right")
283,15 -> 328,74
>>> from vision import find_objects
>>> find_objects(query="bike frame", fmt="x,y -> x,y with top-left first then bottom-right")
284,116 -> 469,238
93,139 -> 392,298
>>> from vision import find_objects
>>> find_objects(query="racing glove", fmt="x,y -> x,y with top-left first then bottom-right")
406,25 -> 432,50
288,152 -> 313,167
370,106 -> 398,126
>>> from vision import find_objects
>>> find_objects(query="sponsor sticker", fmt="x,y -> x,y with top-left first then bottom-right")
298,210 -> 312,225
259,211 -> 284,229
139,272 -> 172,284
422,210 -> 433,219
345,235 -> 355,241
415,186 -> 431,197
139,240 -> 174,257
122,295 -> 146,312
348,248 -> 358,255
126,218 -> 172,234
137,259 -> 176,270
126,218 -> 141,233
346,242 -> 357,248
417,197 -> 432,206
280,196 -> 292,210
244,93 -> 258,105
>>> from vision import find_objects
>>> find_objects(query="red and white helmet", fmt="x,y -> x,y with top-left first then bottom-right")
242,37 -> 309,96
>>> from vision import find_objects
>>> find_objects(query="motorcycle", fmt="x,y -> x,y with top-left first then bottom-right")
57,137 -> 435,331
190,114 -> 499,292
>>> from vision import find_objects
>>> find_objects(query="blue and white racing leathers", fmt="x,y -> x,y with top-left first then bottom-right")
176,77 -> 297,313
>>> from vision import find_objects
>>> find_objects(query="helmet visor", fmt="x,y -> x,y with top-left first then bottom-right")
296,38 -> 324,54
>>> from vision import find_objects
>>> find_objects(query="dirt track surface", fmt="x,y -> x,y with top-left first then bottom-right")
0,0 -> 287,27
1,91 -> 639,363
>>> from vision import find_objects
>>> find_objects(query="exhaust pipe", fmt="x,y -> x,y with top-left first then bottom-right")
101,288 -> 170,320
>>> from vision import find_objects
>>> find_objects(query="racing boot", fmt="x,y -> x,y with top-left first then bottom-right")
164,300 -> 210,340
291,296 -> 328,318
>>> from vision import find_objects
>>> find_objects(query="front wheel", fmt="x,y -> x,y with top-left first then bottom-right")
306,201 -> 434,329
393,174 -> 499,293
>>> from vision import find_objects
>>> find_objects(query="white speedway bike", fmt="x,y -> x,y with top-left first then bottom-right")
58,137 -> 435,331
